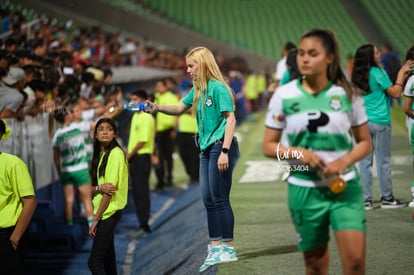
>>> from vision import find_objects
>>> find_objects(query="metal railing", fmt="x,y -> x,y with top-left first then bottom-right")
1,113 -> 57,190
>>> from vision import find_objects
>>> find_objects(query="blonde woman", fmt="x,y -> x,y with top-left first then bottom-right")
149,47 -> 240,272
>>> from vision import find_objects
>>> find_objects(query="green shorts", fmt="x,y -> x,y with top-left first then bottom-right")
60,169 -> 91,187
288,179 -> 366,252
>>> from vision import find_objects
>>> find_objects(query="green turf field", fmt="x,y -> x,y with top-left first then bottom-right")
218,104 -> 414,275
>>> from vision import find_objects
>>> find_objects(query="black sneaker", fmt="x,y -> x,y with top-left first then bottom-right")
381,197 -> 406,209
364,200 -> 373,210
141,224 -> 152,234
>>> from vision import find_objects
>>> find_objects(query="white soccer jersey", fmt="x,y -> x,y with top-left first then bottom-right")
72,120 -> 93,161
404,75 -> 414,101
52,122 -> 90,173
265,79 -> 367,187
403,75 -> 414,138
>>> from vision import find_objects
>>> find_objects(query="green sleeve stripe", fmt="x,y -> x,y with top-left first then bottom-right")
61,156 -> 88,168
60,144 -> 86,157
283,94 -> 351,115
288,132 -> 352,151
55,129 -> 82,144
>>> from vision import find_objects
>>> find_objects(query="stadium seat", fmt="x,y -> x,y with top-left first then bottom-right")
132,0 -> 366,63
362,0 -> 412,55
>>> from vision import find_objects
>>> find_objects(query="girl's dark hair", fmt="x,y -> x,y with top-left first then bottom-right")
405,45 -> 414,61
89,118 -> 123,186
351,44 -> 377,94
52,106 -> 69,124
301,29 -> 356,99
286,48 -> 300,81
130,89 -> 148,100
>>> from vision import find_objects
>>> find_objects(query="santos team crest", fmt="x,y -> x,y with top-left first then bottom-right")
329,95 -> 342,111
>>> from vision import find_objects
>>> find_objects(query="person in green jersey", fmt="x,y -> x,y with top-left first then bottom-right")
126,89 -> 155,234
88,118 -> 128,275
0,118 -> 37,274
147,47 -> 240,272
52,106 -> 94,226
263,29 -> 372,274
352,44 -> 414,210
402,46 -> 414,208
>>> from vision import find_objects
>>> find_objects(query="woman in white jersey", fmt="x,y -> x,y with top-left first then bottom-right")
263,29 -> 372,274
402,46 -> 414,208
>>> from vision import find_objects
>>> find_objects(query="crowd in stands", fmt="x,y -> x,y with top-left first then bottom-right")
0,8 -> 281,245
0,7 -> 262,232
0,7 -> 264,123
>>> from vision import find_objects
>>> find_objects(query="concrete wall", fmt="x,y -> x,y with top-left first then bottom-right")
14,0 -> 275,72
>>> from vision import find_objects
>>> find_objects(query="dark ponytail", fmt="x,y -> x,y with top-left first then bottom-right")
89,118 -> 123,186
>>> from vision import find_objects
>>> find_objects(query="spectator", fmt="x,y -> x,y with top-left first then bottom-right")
165,76 -> 179,95
0,67 -> 26,118
22,79 -> 48,116
381,43 -> 402,107
2,10 -> 13,33
381,43 -> 401,83
5,37 -> 18,54
244,71 -> 259,113
228,70 -> 247,125
100,68 -> 114,96
0,50 -> 8,77
79,72 -> 96,100
31,39 -> 48,61
352,43 -> 414,209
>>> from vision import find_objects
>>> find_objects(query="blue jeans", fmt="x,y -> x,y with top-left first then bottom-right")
359,122 -> 393,201
200,138 -> 240,242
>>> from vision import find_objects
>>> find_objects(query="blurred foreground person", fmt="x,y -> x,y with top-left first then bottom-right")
0,118 -> 37,275
263,29 -> 372,275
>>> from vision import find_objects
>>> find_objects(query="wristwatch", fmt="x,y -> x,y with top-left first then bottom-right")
222,148 -> 229,154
